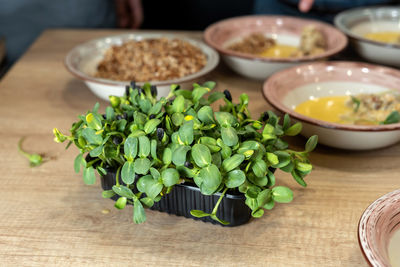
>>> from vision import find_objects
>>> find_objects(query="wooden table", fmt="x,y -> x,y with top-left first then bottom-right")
0,29 -> 399,266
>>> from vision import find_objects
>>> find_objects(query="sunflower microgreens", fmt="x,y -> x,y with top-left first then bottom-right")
54,81 -> 317,224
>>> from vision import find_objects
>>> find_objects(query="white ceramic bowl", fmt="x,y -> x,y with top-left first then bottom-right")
263,61 -> 400,150
335,7 -> 400,68
65,33 -> 219,101
204,15 -> 347,80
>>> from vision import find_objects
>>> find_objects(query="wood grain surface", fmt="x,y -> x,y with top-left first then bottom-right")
0,29 -> 399,266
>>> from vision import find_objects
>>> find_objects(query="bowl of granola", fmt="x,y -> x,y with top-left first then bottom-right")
263,61 -> 400,150
204,15 -> 347,80
65,33 -> 219,101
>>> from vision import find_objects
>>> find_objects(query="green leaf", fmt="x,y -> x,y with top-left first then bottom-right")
96,166 -> 107,176
139,98 -> 152,114
272,151 -> 291,168
151,139 -> 158,160
207,91 -> 224,104
116,119 -> 127,132
86,113 -> 102,130
252,160 -> 267,178
197,106 -> 215,124
221,126 -> 238,147
140,197 -> 154,208
263,199 -> 275,210
172,145 -> 191,166
148,102 -> 163,115
104,144 -> 118,158
112,185 -> 135,199
203,81 -> 216,90
272,186 -> 293,203
237,141 -> 260,154
251,208 -> 264,218
267,170 -> 276,187
222,154 -> 245,172
83,166 -> 96,185
266,152 -> 279,166
138,136 -> 150,158
144,119 -> 161,134
74,153 -> 84,173
210,214 -> 230,225
89,145 -> 103,157
291,169 -> 307,187
115,197 -> 127,210
149,167 -> 160,179
245,197 -> 258,210
121,161 -> 135,184
161,168 -> 180,187
128,129 -> 145,138
382,111 -> 400,124
162,148 -> 172,165
102,190 -> 115,198
296,162 -> 313,172
133,200 -> 146,224
192,87 -> 209,102
257,189 -> 271,207
262,124 -> 276,141
215,112 -> 237,127
171,112 -> 184,126
226,169 -> 246,188
240,93 -> 249,106
191,144 -> 212,168
134,158 -> 151,175
199,164 -> 221,195
134,112 -> 147,126
285,122 -> 302,136
179,120 -> 194,145
283,114 -> 291,130
81,128 -> 102,145
190,210 -> 210,218
124,137 -> 138,161
105,106 -> 115,120
172,95 -> 185,113
305,135 -> 318,152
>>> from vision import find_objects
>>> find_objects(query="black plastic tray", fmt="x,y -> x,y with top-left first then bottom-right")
100,170 -> 251,226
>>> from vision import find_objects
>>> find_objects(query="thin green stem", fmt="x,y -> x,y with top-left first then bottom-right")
212,187 -> 228,215
17,137 -> 30,158
115,165 -> 122,186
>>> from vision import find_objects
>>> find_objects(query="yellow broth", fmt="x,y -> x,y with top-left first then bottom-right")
294,96 -> 351,124
259,44 -> 298,58
364,31 -> 400,44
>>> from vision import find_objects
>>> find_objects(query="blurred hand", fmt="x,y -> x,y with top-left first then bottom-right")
298,0 -> 315,12
115,0 -> 143,29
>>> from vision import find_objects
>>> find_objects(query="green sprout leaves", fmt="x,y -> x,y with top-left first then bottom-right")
54,81 -> 316,225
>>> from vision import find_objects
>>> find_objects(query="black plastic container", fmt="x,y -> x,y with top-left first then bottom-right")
100,170 -> 252,226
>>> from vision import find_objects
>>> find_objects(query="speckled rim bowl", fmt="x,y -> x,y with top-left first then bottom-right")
358,189 -> 400,267
204,15 -> 347,63
65,33 -> 220,100
334,6 -> 400,67
263,61 -> 400,150
203,15 -> 347,80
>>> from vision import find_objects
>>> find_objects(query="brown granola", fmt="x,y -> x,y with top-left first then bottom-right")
227,33 -> 276,55
95,38 -> 207,82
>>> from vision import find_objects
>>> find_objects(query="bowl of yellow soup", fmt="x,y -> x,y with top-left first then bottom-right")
263,61 -> 400,150
334,7 -> 400,67
204,15 -> 347,80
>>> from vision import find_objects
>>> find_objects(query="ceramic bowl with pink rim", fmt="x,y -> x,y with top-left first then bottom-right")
204,15 -> 347,80
263,61 -> 400,150
334,6 -> 400,68
359,189 -> 400,267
